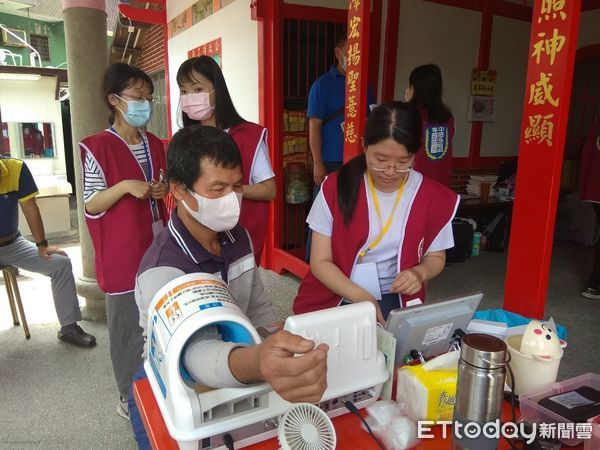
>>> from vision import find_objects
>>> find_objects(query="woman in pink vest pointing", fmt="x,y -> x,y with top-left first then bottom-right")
293,102 -> 459,323
176,56 -> 276,265
79,63 -> 168,418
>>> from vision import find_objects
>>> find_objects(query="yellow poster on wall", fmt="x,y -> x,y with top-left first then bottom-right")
471,69 -> 497,97
468,69 -> 497,122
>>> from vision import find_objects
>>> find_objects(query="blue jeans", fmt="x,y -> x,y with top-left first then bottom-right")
128,364 -> 151,450
305,161 -> 343,262
341,293 -> 400,321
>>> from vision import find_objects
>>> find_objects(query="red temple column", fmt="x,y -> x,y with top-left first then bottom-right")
503,0 -> 581,318
343,0 -> 371,161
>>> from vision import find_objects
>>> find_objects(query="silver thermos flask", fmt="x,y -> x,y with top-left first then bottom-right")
453,333 -> 508,450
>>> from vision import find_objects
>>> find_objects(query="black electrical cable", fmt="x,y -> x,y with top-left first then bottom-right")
503,362 -> 523,450
344,400 -> 385,450
506,362 -> 517,425
223,433 -> 235,450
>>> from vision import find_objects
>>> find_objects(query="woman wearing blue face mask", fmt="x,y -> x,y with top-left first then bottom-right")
78,63 -> 168,419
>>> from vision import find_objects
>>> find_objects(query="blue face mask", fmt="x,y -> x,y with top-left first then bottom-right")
115,94 -> 152,127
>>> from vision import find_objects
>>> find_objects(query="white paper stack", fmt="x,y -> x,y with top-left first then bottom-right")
467,175 -> 498,197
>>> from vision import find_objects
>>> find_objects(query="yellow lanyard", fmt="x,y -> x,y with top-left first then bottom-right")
359,173 -> 406,261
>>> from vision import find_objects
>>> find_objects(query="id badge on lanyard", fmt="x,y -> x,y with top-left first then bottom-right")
152,219 -> 164,237
350,174 -> 407,301
139,132 -> 163,237
350,262 -> 383,300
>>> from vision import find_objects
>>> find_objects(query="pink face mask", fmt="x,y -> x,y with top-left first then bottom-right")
181,91 -> 215,121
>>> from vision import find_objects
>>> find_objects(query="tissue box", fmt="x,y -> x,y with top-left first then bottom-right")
396,363 -> 457,422
466,319 -> 528,339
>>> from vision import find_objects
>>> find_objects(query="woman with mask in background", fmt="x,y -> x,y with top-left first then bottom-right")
293,102 -> 459,323
176,56 -> 276,264
405,63 -> 454,188
79,63 -> 168,419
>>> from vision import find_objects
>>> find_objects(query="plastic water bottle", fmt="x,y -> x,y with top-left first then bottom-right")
471,232 -> 481,256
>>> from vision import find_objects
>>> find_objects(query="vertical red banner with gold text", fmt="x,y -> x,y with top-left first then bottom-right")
504,0 -> 581,318
343,0 -> 371,162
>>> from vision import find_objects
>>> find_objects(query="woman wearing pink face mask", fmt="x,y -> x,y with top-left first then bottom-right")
177,56 -> 276,265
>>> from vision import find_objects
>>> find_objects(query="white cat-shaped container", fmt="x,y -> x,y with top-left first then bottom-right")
505,319 -> 566,395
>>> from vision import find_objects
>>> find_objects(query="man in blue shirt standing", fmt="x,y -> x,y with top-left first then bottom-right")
307,36 -> 375,185
0,156 -> 96,347
308,36 -> 349,185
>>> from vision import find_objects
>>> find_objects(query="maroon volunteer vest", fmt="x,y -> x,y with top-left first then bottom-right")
228,122 -> 269,264
293,171 -> 459,314
80,130 -> 167,294
414,108 -> 454,188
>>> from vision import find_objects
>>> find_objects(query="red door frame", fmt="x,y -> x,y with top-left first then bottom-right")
369,0 -> 383,97
261,1 -> 382,278
257,0 -> 284,274
278,2 -> 382,99
381,0 -> 401,101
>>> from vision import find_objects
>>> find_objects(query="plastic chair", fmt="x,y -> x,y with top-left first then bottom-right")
1,265 -> 30,339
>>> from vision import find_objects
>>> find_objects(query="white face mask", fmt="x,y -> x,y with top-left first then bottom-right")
182,189 -> 242,232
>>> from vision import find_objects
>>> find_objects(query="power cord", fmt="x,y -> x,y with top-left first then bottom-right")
502,362 -> 520,450
502,362 -> 548,450
223,432 -> 235,450
344,400 -> 385,450
506,362 -> 517,424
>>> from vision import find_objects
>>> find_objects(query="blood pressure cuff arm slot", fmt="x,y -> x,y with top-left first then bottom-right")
182,322 -> 255,389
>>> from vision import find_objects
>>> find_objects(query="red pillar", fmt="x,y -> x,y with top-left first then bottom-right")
381,0 -> 400,101
259,0 -> 284,272
468,2 -> 493,168
368,0 -> 382,98
503,0 -> 581,318
343,0 -> 371,162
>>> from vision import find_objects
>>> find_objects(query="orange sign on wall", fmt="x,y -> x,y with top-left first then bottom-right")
188,37 -> 222,67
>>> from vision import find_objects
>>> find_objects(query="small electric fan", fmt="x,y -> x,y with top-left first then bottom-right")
278,403 -> 336,450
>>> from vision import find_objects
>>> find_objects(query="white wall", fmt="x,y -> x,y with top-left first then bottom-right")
578,9 -> 600,49
394,0 -> 480,158
480,10 -> 600,157
480,16 -> 530,157
393,3 -> 600,160
0,76 -> 66,177
167,0 -> 260,134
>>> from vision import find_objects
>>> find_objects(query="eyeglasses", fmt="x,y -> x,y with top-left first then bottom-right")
366,153 -> 413,173
118,93 -> 157,103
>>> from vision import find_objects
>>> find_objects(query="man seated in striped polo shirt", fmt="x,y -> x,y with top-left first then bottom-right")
0,156 -> 95,347
130,126 -> 327,448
